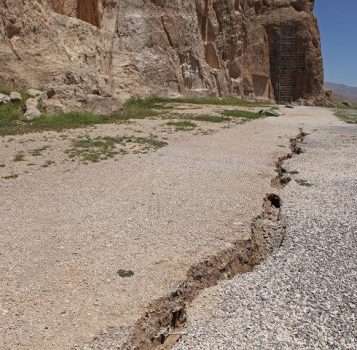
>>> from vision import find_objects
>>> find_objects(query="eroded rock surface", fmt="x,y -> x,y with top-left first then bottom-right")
0,0 -> 324,112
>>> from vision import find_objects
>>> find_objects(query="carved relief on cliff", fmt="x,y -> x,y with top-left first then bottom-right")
0,0 -> 324,113
49,0 -> 102,27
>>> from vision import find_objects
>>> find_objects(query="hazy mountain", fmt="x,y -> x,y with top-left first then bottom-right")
325,82 -> 357,103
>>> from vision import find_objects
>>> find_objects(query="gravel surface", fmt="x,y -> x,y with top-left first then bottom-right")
174,111 -> 357,349
2,106 -> 352,350
0,106 -> 299,350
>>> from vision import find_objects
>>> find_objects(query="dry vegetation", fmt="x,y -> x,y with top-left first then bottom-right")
0,94 -> 279,180
335,106 -> 357,124
0,96 -> 270,136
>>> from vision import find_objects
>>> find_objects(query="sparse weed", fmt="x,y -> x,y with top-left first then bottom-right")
193,115 -> 231,123
222,109 -> 261,120
0,94 -> 273,136
335,108 -> 357,124
151,96 -> 270,107
166,120 -> 197,131
0,98 -> 169,136
66,134 -> 168,163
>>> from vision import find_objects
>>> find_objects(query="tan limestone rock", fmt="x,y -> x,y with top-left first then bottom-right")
0,0 -> 324,112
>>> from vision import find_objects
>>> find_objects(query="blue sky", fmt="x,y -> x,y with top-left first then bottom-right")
315,1 -> 357,86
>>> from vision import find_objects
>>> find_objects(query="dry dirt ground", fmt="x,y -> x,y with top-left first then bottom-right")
0,106 -> 351,349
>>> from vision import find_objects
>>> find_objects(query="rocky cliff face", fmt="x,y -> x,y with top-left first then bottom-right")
0,0 -> 324,113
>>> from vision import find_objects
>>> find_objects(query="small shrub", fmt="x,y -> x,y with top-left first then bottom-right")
0,94 -> 272,136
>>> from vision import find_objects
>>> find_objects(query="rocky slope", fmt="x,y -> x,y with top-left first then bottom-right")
0,0 -> 324,113
325,82 -> 357,104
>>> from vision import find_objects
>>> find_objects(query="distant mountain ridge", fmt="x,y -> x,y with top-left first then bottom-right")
325,82 -> 357,103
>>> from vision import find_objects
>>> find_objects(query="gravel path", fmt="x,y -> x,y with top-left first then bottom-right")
174,112 -> 357,349
0,107 -> 300,350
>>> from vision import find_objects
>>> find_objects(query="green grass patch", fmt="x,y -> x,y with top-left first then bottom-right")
0,101 -> 25,134
113,97 -> 169,120
168,113 -> 229,123
0,95 -> 271,136
66,135 -> 168,163
192,114 -> 231,123
222,109 -> 261,120
0,97 -> 170,136
0,85 -> 30,134
66,136 -> 123,163
152,96 -> 270,107
31,112 -> 106,130
336,101 -> 357,110
0,110 -> 133,136
335,108 -> 357,124
166,120 -> 197,131
123,135 -> 168,150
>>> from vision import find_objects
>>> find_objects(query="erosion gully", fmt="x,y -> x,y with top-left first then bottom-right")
89,129 -> 307,350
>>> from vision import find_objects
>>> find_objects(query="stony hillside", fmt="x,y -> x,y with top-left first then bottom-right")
325,82 -> 357,103
0,0 -> 324,113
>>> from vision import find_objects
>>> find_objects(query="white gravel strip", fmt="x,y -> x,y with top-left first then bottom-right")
175,118 -> 357,349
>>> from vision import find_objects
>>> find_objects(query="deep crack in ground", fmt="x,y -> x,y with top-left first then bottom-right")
173,122 -> 357,350
93,130 -> 307,350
